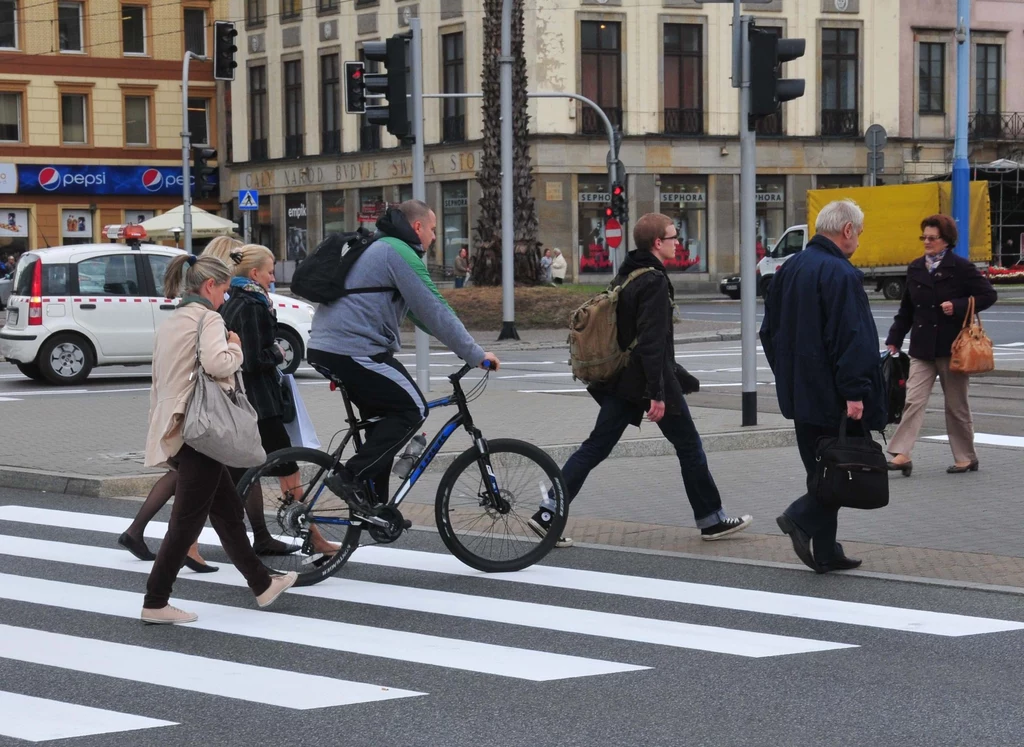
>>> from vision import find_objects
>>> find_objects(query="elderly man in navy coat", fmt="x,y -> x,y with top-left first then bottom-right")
760,199 -> 887,574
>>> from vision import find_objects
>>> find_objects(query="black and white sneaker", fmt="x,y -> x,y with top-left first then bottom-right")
700,514 -> 753,541
527,509 -> 573,548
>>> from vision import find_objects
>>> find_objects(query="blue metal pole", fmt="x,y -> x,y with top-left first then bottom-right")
951,0 -> 971,258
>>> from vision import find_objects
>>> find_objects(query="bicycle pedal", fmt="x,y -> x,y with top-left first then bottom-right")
402,519 -> 412,529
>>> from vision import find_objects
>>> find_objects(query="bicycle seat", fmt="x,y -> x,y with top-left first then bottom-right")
310,362 -> 349,393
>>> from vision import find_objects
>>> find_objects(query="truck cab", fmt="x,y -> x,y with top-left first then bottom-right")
757,225 -> 807,297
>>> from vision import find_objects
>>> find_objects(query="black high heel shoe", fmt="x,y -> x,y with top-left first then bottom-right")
117,532 -> 156,561
886,460 -> 913,477
182,556 -> 219,573
946,460 -> 979,474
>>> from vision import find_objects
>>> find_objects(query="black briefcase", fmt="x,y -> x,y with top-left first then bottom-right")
810,414 -> 890,511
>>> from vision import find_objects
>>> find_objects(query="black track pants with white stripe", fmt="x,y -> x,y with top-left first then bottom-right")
308,349 -> 428,503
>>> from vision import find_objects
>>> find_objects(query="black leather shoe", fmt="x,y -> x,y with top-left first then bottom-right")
816,543 -> 862,574
253,539 -> 301,556
946,460 -> 979,474
776,515 -> 817,572
117,532 -> 156,561
182,556 -> 219,573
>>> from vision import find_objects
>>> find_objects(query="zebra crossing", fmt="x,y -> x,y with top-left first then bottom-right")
1,504 -> 1023,743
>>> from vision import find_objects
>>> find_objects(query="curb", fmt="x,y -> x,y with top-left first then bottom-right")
400,328 -> 742,353
979,369 -> 1024,380
0,426 -> 796,498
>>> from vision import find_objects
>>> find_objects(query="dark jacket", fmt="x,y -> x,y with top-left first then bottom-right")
885,250 -> 997,361
220,287 -> 285,420
588,251 -> 698,425
760,234 -> 887,431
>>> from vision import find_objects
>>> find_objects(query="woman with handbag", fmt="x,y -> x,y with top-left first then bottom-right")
220,244 -> 339,558
885,214 -> 997,476
142,254 -> 296,624
118,237 -> 286,566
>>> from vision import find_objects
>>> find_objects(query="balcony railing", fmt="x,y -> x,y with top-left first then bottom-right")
664,108 -> 703,136
821,109 -> 860,137
969,112 -> 1024,141
442,115 -> 466,143
360,124 -> 381,151
581,106 -> 622,135
284,134 -> 304,158
249,138 -> 268,161
321,129 -> 341,155
755,111 -> 783,136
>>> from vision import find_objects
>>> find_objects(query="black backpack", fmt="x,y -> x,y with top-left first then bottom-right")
290,228 -> 391,304
881,351 -> 911,425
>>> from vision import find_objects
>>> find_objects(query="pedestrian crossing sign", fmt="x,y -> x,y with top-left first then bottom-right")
238,190 -> 259,211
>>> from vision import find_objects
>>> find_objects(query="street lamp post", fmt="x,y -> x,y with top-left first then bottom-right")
951,0 -> 971,259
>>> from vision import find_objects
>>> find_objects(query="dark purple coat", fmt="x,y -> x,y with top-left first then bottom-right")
886,251 -> 997,361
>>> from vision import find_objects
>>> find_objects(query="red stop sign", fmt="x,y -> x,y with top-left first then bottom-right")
605,218 -> 623,249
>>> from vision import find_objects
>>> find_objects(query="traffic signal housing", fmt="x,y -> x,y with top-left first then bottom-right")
213,21 -> 238,81
192,147 -> 217,199
748,26 -> 806,120
345,61 -> 366,114
363,35 -> 409,139
611,182 -> 627,223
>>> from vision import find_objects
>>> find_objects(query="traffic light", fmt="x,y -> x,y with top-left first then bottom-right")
748,26 -> 806,120
345,61 -> 366,113
363,35 -> 409,139
611,182 -> 627,223
192,147 -> 217,199
213,21 -> 238,81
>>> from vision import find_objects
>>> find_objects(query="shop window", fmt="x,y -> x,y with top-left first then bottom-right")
322,190 -> 346,236
755,179 -> 786,251
441,181 -> 469,277
658,178 -> 708,272
577,178 -> 613,275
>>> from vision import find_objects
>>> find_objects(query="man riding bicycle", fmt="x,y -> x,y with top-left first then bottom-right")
307,200 -> 500,509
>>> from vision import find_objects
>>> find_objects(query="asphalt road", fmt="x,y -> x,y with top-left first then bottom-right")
1,488 -> 1024,747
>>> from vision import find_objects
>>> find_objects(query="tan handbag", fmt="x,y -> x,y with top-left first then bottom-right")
949,296 -> 995,374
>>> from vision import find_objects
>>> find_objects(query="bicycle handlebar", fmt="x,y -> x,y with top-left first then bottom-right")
449,359 -> 493,384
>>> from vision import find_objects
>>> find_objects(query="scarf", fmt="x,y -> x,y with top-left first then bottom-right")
925,250 -> 948,274
180,295 -> 213,310
230,276 -> 271,306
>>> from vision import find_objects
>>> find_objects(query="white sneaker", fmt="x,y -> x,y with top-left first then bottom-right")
141,605 -> 198,625
256,571 -> 298,608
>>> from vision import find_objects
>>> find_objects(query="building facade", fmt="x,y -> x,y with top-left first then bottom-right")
0,0 -> 227,257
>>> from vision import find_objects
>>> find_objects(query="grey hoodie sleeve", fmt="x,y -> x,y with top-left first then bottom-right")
386,251 -> 486,366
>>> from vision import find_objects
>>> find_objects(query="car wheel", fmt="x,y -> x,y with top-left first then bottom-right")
275,327 -> 303,376
882,277 -> 905,301
726,291 -> 741,300
38,333 -> 94,385
15,362 -> 45,382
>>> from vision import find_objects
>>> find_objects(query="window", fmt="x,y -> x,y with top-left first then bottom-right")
147,254 -> 172,295
918,42 -> 944,114
246,0 -> 265,26
359,48 -> 381,151
0,92 -> 21,142
580,21 -> 622,134
77,255 -> 140,295
16,259 -> 70,295
281,0 -> 300,21
355,0 -> 378,7
188,97 -> 209,145
974,44 -> 1002,138
61,93 -> 88,144
249,65 -> 268,160
284,60 -> 304,158
322,190 -> 346,235
658,178 -> 707,272
124,95 -> 150,146
318,0 -> 337,10
663,24 -> 702,136
821,28 -> 859,137
442,32 -> 465,143
320,54 -> 340,154
184,8 -> 206,56
122,5 -> 145,55
0,0 -> 16,49
58,2 -> 83,52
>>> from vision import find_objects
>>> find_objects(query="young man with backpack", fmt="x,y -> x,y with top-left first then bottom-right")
305,200 -> 500,508
529,212 -> 753,547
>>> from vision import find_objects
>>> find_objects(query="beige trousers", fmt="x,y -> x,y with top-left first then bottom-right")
887,356 -> 976,462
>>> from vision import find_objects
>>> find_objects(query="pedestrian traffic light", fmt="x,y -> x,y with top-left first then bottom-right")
748,25 -> 806,120
611,182 -> 627,223
213,21 -> 238,81
345,61 -> 366,114
363,35 -> 409,139
192,147 -> 217,199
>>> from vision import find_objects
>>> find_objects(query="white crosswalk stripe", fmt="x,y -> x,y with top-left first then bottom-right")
2,504 -> 1024,740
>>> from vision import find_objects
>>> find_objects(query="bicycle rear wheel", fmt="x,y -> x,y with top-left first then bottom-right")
236,447 -> 362,587
435,438 -> 568,573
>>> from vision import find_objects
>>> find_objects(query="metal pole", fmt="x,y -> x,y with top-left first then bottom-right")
732,0 -> 741,88
497,0 -> 518,340
409,18 -> 431,391
739,15 -> 758,427
952,0 -> 971,258
243,210 -> 251,244
181,53 -> 194,254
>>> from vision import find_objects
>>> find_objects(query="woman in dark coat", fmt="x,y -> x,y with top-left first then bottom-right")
885,214 -> 997,476
221,244 -> 338,557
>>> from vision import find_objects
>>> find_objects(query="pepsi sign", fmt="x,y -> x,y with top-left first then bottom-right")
17,164 -> 218,197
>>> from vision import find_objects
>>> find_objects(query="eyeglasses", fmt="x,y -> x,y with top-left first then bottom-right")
919,235 -> 942,243
660,234 -> 680,242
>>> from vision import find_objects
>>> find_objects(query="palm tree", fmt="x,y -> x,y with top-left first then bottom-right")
471,0 -> 542,286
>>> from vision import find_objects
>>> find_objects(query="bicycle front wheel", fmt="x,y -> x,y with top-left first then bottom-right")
435,439 -> 568,573
236,447 -> 362,587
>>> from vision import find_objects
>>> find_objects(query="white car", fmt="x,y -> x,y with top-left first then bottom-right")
0,243 -> 313,385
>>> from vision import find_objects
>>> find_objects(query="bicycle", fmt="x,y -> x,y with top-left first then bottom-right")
236,361 -> 569,587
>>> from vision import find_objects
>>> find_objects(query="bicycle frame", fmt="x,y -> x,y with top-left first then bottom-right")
305,363 -> 502,528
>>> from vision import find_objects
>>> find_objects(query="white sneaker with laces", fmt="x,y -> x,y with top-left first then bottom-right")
256,571 -> 298,608
141,605 -> 198,625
